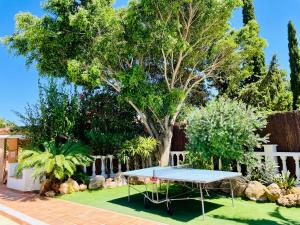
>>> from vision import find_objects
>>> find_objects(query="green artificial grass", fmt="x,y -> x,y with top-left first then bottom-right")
59,185 -> 300,225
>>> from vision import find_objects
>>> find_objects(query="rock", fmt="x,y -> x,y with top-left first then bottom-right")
51,182 -> 61,193
245,181 -> 268,202
205,181 -> 221,190
277,194 -> 300,207
59,178 -> 80,194
59,183 -> 69,194
40,179 -> 52,195
114,172 -> 127,186
290,187 -> 300,195
45,191 -> 56,198
79,184 -> 87,191
266,183 -> 282,202
220,177 -> 248,197
105,181 -> 118,188
89,175 -> 105,190
129,176 -> 152,185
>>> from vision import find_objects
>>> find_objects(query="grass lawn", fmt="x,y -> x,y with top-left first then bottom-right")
59,185 -> 300,225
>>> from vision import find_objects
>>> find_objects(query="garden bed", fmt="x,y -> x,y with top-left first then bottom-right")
58,185 -> 300,225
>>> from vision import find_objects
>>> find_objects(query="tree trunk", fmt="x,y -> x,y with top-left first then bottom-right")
158,127 -> 173,166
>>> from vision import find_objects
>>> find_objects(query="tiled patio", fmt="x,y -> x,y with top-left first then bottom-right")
0,184 -> 164,225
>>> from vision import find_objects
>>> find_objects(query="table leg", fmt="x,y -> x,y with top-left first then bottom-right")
230,179 -> 234,207
199,183 -> 205,220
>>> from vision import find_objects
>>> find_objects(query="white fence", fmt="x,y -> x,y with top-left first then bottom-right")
85,155 -> 152,178
170,145 -> 300,182
88,145 -> 300,182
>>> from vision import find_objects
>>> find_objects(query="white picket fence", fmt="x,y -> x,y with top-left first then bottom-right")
170,145 -> 300,182
84,155 -> 153,178
87,145 -> 300,182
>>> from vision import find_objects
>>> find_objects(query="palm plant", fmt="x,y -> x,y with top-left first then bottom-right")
17,140 -> 92,181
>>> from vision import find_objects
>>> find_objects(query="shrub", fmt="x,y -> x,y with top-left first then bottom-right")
17,140 -> 92,182
186,98 -> 269,169
118,136 -> 157,164
273,171 -> 297,192
245,154 -> 278,184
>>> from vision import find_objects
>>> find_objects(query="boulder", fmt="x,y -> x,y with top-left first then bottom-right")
45,191 -> 56,198
245,181 -> 268,202
290,187 -> 300,195
59,178 -> 80,194
277,194 -> 300,207
40,179 -> 52,195
105,181 -> 118,188
266,183 -> 282,202
89,175 -> 105,190
79,184 -> 87,191
205,181 -> 222,190
59,182 -> 69,194
129,176 -> 145,185
114,172 -> 127,186
220,177 -> 248,197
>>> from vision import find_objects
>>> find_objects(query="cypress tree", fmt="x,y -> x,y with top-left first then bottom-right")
242,0 -> 266,85
242,0 -> 256,25
288,20 -> 300,110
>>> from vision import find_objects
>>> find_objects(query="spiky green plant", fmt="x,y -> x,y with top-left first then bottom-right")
17,140 -> 92,181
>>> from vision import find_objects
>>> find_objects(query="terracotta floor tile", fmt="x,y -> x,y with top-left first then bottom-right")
0,184 -> 164,225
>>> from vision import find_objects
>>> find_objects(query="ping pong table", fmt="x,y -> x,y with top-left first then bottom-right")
123,166 -> 241,220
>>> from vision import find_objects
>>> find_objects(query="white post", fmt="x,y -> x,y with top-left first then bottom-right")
108,155 -> 114,177
263,144 -> 278,172
177,153 -> 181,165
293,156 -> 300,182
118,161 -> 122,173
237,163 -> 241,173
218,158 -> 222,170
92,157 -> 96,177
170,153 -> 174,166
0,139 -> 5,183
148,157 -> 152,167
83,166 -> 87,174
280,156 -> 288,173
126,157 -> 129,171
101,156 -> 106,177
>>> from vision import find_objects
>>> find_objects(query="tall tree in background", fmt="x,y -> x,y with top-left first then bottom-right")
288,20 -> 300,110
238,55 -> 292,111
242,0 -> 266,84
242,0 -> 255,24
4,0 -> 242,166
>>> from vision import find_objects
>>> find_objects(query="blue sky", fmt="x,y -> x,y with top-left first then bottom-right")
0,0 -> 300,124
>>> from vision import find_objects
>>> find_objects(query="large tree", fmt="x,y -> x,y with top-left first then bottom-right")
288,20 -> 300,110
242,0 -> 266,85
4,0 -> 241,165
239,55 -> 292,111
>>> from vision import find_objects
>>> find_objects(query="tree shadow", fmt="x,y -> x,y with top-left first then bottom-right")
212,206 -> 300,225
108,192 -> 223,222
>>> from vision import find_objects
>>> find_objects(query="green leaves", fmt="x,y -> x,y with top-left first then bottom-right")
17,140 -> 92,181
186,98 -> 269,169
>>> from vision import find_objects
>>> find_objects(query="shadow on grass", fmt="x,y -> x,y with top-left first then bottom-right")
108,193 -> 223,223
212,206 -> 300,225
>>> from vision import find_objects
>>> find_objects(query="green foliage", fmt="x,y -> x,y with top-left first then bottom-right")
0,118 -> 15,128
242,0 -> 255,25
17,140 -> 92,181
118,136 -> 157,163
15,79 -> 79,145
185,152 -> 213,170
274,171 -> 297,191
245,155 -> 278,185
4,0 -> 242,165
186,98 -> 269,169
72,171 -> 90,185
75,89 -> 144,155
239,55 -> 292,111
288,20 -> 300,110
